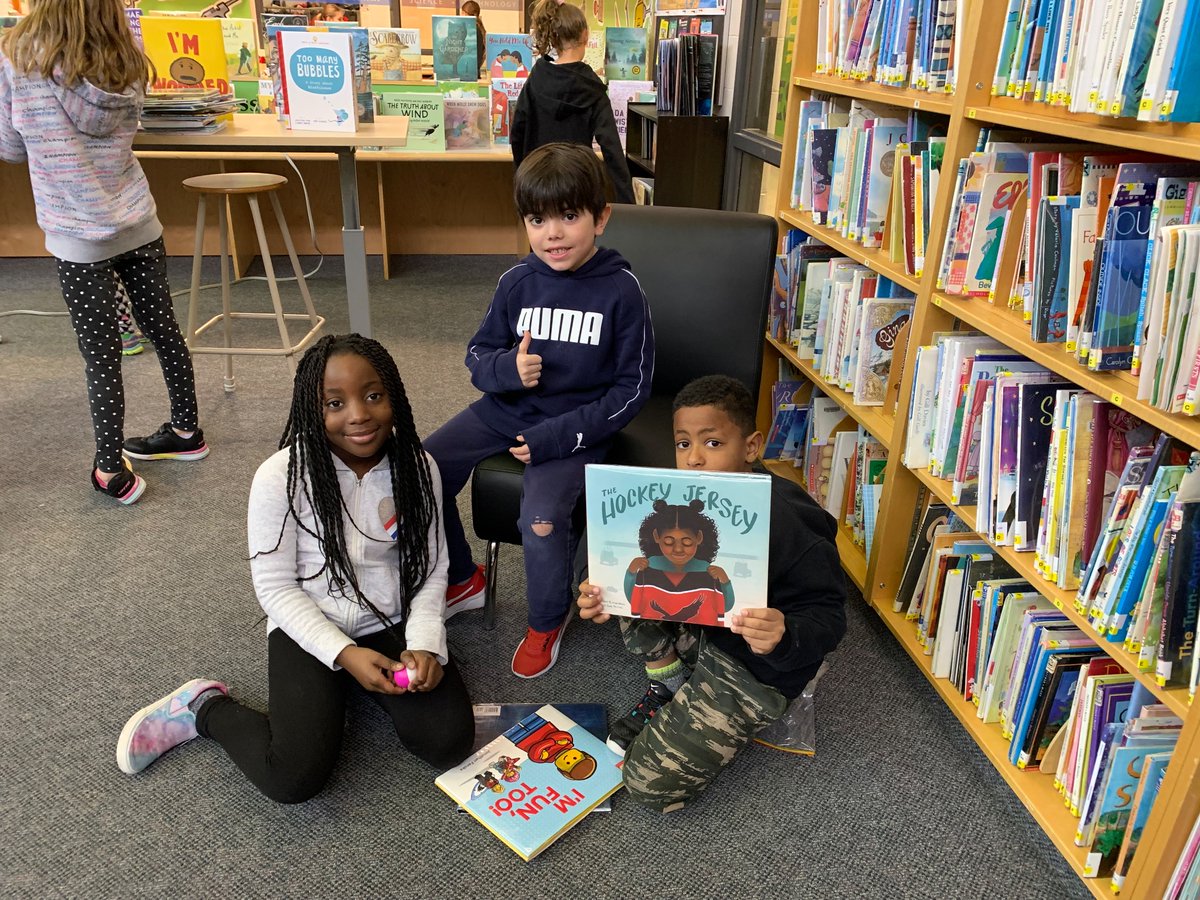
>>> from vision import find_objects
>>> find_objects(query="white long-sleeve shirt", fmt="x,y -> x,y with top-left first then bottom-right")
247,447 -> 450,669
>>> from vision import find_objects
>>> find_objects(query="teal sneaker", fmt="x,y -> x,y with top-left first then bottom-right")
116,679 -> 227,774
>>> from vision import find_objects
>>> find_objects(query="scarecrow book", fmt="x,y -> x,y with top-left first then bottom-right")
435,704 -> 623,861
585,465 -> 772,627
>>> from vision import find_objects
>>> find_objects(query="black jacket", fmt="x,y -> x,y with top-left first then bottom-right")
510,57 -> 635,204
705,472 -> 848,698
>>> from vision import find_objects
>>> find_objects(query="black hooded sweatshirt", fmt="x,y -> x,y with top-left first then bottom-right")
510,57 -> 635,204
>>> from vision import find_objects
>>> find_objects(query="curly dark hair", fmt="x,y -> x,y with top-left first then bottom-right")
672,375 -> 757,437
636,499 -> 719,562
257,334 -> 438,631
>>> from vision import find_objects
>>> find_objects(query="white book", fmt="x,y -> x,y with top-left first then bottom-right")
978,594 -> 1056,724
1071,0 -> 1116,113
824,429 -> 858,519
1160,229 -> 1200,410
905,344 -> 938,469
931,564 -> 968,678
977,384 -> 997,534
1095,0 -> 1139,114
1169,233 -> 1200,412
279,30 -> 358,133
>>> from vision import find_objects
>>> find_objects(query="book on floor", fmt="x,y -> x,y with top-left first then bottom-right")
435,704 -> 624,861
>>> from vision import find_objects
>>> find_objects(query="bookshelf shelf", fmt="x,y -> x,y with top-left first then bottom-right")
965,100 -> 1200,163
873,600 -> 1112,900
779,209 -> 922,294
763,459 -> 868,590
793,74 -> 955,115
762,1 -> 1200,890
930,291 -> 1200,450
765,334 -> 895,450
908,463 -> 1190,719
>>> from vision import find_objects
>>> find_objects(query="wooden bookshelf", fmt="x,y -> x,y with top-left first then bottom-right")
762,0 -> 1200,894
763,458 -> 868,590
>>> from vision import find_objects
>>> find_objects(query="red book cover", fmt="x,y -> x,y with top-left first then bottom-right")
964,584 -> 984,701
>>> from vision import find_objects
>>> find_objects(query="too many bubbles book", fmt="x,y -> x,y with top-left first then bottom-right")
585,465 -> 771,628
434,704 -> 623,861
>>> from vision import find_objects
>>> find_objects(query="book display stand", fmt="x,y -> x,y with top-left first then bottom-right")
762,2 -> 1200,896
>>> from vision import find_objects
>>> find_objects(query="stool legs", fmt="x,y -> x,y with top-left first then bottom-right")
268,192 -> 321,336
246,195 -> 295,376
186,193 -> 206,347
217,196 -> 235,392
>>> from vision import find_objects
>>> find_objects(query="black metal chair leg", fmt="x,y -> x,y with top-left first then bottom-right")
483,540 -> 500,631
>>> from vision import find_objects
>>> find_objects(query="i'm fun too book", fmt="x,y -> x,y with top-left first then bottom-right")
585,465 -> 772,628
435,704 -> 623,861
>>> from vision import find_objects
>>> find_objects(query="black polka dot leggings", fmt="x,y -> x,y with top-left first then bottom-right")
55,238 -> 199,474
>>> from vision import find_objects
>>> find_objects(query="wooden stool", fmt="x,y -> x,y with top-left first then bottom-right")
182,172 -> 325,392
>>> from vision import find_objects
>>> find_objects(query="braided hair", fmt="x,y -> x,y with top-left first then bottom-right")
636,499 -> 720,562
264,333 -> 438,629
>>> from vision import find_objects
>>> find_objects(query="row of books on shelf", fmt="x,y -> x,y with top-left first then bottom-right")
903,330 -> 1200,692
654,33 -> 718,116
770,231 -> 915,408
897,504 -> 1183,887
937,139 -> 1200,392
1167,810 -> 1200,898
813,0 -> 964,94
764,378 -> 886,555
788,97 -> 946,278
992,0 -> 1200,122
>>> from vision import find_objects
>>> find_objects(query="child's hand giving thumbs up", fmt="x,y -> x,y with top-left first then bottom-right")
516,330 -> 542,388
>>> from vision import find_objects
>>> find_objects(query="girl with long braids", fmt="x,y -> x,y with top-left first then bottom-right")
115,335 -> 475,802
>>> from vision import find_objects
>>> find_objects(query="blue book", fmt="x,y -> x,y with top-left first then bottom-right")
436,705 -> 624,861
1164,0 -> 1200,120
1007,637 -> 1096,767
1115,0 -> 1167,117
585,465 -> 772,628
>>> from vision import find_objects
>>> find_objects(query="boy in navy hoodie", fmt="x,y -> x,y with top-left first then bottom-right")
424,142 -> 654,678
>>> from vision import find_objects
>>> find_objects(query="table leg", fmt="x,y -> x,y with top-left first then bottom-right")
338,148 -> 372,338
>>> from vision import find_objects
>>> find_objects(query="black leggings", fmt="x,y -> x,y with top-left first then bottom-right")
197,627 -> 475,804
55,238 -> 198,473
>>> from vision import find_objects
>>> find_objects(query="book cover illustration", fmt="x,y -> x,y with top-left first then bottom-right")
369,27 -> 422,82
141,16 -> 231,94
490,78 -> 525,144
585,465 -> 771,628
279,30 -> 357,131
443,94 -> 491,149
432,15 -> 479,82
604,26 -> 649,81
220,17 -> 257,81
853,299 -> 913,406
468,703 -> 612,814
379,92 -> 445,151
486,33 -> 535,78
435,704 -> 624,861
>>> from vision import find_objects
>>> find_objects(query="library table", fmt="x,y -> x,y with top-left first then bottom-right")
135,116 -> 409,339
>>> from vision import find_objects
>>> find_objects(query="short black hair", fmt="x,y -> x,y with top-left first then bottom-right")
673,375 -> 757,437
513,142 -> 610,219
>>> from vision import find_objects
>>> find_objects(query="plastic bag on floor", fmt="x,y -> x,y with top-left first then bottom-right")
753,661 -> 829,757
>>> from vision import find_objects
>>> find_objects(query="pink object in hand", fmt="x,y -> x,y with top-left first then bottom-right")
392,667 -> 414,688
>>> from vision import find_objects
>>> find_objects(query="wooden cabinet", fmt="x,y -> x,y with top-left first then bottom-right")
625,103 -> 727,209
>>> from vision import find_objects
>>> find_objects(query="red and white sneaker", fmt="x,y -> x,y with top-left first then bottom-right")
511,616 -> 569,679
445,563 -> 487,620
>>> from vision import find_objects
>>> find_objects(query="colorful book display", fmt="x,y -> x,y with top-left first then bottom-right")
435,704 -> 624,861
379,92 -> 445,151
278,30 -> 357,132
584,465 -> 771,627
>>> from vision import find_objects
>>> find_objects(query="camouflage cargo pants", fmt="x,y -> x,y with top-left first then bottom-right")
618,619 -> 788,812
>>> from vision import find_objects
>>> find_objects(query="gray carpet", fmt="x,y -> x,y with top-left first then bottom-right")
0,254 -> 1088,898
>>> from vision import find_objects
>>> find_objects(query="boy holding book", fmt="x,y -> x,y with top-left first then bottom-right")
577,375 -> 846,811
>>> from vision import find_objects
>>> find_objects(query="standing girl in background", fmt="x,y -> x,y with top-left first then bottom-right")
510,0 -> 634,204
460,0 -> 487,78
0,0 -> 208,506
116,335 -> 475,803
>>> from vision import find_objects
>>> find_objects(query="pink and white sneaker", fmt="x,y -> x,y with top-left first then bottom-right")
116,679 -> 227,775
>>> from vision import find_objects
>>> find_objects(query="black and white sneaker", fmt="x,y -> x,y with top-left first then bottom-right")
606,680 -> 675,756
124,423 -> 209,461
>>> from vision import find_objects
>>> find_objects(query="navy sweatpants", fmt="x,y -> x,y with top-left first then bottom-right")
423,406 -> 608,631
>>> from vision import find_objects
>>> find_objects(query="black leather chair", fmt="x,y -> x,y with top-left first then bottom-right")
469,204 -> 778,628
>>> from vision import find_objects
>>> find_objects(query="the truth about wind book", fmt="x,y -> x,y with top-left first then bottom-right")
585,465 -> 772,628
